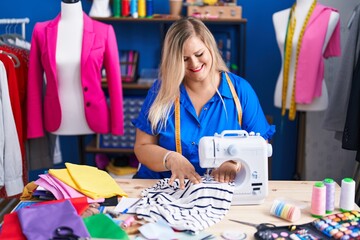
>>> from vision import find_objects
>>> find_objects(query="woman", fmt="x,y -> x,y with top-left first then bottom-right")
132,17 -> 275,189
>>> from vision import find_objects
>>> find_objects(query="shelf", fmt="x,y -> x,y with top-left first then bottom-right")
93,16 -> 247,24
122,82 -> 152,89
85,138 -> 134,154
95,15 -> 247,77
101,79 -> 152,90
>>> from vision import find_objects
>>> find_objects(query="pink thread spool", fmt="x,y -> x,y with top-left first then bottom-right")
122,215 -> 136,228
311,182 -> 326,218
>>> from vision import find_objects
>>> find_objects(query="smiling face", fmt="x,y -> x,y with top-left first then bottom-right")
183,36 -> 213,83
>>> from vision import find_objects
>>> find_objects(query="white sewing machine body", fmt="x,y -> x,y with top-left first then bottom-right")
199,130 -> 272,205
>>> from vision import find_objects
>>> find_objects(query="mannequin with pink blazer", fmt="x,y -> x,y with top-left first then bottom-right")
27,0 -> 124,138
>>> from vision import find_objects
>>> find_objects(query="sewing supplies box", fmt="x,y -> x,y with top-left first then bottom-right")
97,97 -> 144,149
186,0 -> 242,19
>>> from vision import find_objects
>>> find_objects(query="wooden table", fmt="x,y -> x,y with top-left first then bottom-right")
113,179 -> 351,239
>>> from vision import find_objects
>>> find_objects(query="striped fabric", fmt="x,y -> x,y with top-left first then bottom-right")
134,178 -> 235,233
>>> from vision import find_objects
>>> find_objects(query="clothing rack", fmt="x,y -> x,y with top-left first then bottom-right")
0,18 -> 30,39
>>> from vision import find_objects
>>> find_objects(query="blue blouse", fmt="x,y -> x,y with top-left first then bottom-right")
132,72 -> 275,179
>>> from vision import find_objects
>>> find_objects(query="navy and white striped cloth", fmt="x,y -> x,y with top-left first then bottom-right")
134,178 -> 235,233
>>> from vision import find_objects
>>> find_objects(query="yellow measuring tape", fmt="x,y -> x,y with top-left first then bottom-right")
282,0 -> 317,120
174,97 -> 182,154
174,72 -> 242,154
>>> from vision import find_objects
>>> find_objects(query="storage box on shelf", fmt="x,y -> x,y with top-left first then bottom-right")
97,96 -> 144,149
187,5 -> 242,19
185,0 -> 241,20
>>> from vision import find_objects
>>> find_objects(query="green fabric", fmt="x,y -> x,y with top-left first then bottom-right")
83,214 -> 129,239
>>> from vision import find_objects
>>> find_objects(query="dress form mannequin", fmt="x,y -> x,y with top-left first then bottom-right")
273,0 -> 340,114
89,0 -> 112,18
54,0 -> 94,135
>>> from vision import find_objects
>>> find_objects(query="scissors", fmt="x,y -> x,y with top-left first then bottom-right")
51,226 -> 111,240
229,219 -> 276,231
51,226 -> 82,240
229,219 -> 276,240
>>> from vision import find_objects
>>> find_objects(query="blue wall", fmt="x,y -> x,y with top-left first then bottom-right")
0,0 -> 299,180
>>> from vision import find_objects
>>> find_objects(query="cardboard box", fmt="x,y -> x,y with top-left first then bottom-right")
187,5 -> 242,19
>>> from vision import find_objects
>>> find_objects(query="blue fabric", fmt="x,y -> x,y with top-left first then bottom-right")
132,72 -> 275,179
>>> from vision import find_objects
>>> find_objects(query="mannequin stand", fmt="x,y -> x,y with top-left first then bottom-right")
294,111 -> 306,180
78,135 -> 86,165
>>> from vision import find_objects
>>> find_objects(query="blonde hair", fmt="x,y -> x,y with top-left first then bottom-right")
148,17 -> 229,133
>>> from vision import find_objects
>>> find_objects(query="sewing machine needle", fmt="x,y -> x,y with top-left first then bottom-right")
205,168 -> 211,181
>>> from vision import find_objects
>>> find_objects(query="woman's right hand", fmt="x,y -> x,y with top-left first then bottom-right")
166,152 -> 202,189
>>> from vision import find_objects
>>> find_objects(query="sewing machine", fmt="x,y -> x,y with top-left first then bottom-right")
199,130 -> 272,205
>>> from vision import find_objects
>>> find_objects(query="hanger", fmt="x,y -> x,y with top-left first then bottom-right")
0,23 -> 27,49
0,50 -> 21,68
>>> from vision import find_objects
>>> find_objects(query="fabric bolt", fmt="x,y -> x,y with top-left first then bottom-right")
0,61 -> 23,197
17,200 -> 90,240
132,71 -> 275,179
48,162 -> 127,199
295,4 -> 341,104
134,178 -> 235,233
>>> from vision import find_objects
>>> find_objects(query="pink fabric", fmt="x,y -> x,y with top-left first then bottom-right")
27,13 -> 124,138
35,173 -> 104,203
295,4 -> 341,104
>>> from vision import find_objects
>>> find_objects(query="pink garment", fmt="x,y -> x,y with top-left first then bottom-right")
27,13 -> 124,138
295,4 -> 341,104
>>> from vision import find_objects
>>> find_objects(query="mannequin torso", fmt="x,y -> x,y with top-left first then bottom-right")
54,0 -> 94,135
273,0 -> 339,112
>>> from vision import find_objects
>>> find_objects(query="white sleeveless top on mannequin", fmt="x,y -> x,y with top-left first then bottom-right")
273,0 -> 339,112
54,1 -> 94,135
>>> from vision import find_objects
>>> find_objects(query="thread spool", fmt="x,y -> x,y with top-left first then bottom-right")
310,182 -> 326,218
130,0 -> 138,18
270,199 -> 301,222
146,0 -> 153,17
121,0 -> 130,17
138,0 -> 146,18
122,215 -> 136,228
113,0 -> 121,17
339,178 -> 355,212
323,178 -> 335,214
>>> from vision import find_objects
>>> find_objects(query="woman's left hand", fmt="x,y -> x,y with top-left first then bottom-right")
211,161 -> 241,183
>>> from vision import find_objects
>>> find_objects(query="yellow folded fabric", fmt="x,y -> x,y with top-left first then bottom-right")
49,163 -> 127,199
